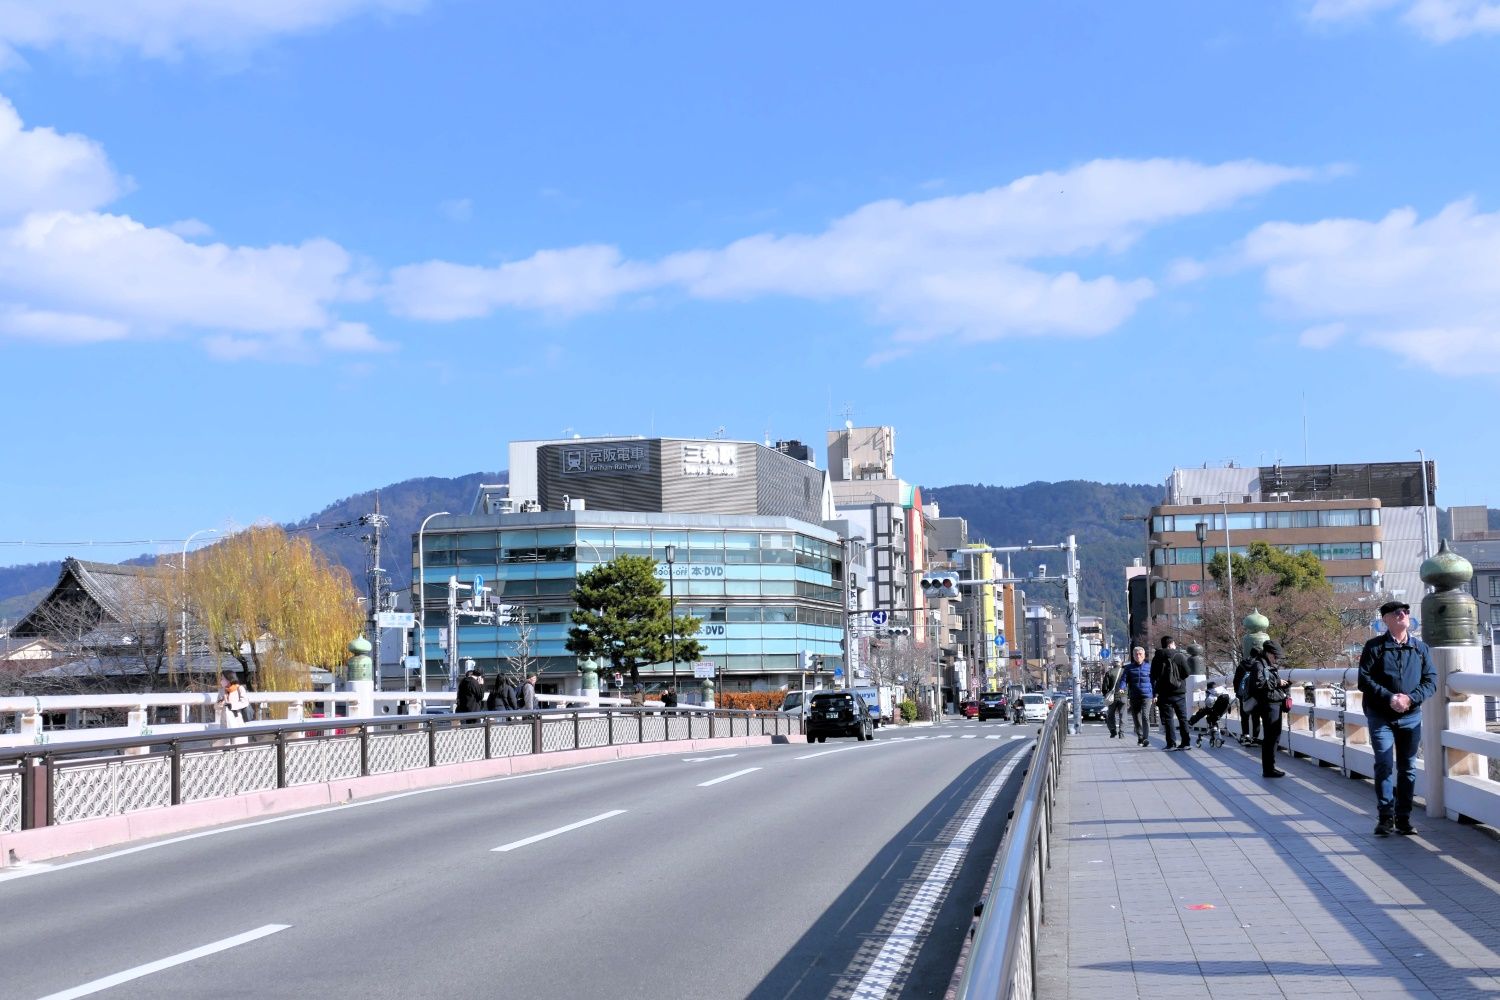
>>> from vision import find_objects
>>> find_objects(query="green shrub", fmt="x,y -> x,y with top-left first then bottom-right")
899,699 -> 917,722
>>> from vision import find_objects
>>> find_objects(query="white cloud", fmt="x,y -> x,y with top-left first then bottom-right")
388,245 -> 659,321
321,321 -> 395,353
390,158 -> 1314,343
165,218 -> 213,239
0,95 -> 122,221
1305,0 -> 1500,41
0,0 -> 428,63
1244,198 -> 1500,374
0,95 -> 369,359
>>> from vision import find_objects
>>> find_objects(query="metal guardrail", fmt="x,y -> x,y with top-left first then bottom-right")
0,706 -> 799,834
953,701 -> 1069,1000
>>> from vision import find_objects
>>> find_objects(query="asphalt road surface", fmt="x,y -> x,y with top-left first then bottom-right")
0,717 -> 1041,1000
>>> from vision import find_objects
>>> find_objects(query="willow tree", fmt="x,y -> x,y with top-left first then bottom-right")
176,525 -> 364,691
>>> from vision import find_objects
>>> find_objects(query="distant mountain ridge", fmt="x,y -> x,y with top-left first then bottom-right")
3,474 -> 1494,646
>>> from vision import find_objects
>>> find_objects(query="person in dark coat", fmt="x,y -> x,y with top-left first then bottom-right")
1357,600 -> 1437,836
1150,635 -> 1192,750
662,686 -> 679,710
455,666 -> 485,714
1233,653 -> 1263,745
1122,646 -> 1153,746
1247,640 -> 1291,777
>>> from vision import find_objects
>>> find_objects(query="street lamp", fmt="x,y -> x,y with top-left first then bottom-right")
664,543 -> 678,692
416,511 -> 450,700
180,528 -> 218,680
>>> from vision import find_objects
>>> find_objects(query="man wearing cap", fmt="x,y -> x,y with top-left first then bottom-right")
1358,600 -> 1437,837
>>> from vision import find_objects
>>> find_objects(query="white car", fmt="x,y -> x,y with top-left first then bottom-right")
1020,693 -> 1049,723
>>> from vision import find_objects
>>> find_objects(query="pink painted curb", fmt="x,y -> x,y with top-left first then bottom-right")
0,733 -> 786,867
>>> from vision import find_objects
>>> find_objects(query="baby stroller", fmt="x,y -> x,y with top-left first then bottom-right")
1190,690 -> 1231,749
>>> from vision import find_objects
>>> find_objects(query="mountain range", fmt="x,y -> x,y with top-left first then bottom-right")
4,474 -> 1493,649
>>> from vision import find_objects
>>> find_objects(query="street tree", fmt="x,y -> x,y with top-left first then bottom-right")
565,554 -> 704,688
1195,541 -> 1366,667
175,525 -> 364,691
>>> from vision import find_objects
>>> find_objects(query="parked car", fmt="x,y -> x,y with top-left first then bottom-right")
1080,693 -> 1106,720
1019,693 -> 1049,723
977,691 -> 1008,721
778,690 -> 812,720
960,700 -> 980,719
806,690 -> 875,743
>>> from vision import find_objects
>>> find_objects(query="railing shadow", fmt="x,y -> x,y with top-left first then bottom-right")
746,742 -> 1031,1000
1069,737 -> 1500,992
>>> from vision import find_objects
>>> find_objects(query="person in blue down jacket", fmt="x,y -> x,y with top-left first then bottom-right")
1357,599 -> 1438,838
1122,645 -> 1153,747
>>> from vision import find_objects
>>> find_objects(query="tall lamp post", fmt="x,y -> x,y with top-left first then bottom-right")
416,511 -> 450,699
180,528 -> 218,679
664,543 -> 678,691
1194,521 -> 1208,633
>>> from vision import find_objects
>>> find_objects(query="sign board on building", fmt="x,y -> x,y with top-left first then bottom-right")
693,661 -> 716,679
376,611 -> 415,629
682,442 -> 738,478
561,444 -> 651,476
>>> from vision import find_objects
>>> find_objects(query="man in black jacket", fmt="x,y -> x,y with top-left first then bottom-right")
1357,600 -> 1437,836
1150,635 -> 1191,750
1233,653 -> 1263,745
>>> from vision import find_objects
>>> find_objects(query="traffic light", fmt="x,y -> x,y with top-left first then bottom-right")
802,650 -> 816,672
920,573 -> 959,600
886,626 -> 911,636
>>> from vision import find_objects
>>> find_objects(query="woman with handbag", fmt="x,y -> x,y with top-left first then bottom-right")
218,672 -> 251,727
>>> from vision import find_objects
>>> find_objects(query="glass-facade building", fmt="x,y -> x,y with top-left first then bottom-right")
413,510 -> 847,690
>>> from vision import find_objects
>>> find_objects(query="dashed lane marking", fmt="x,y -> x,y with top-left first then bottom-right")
697,767 -> 762,788
38,924 -> 291,999
491,810 -> 627,853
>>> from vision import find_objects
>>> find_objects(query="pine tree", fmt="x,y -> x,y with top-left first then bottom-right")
565,554 -> 704,687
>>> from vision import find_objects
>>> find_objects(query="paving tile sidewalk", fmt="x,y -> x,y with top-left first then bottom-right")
1035,726 -> 1500,999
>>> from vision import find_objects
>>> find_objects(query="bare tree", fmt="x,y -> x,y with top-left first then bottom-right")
502,607 -> 538,690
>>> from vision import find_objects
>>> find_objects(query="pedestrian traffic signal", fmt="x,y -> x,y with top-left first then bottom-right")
802,650 -> 815,671
920,573 -> 959,599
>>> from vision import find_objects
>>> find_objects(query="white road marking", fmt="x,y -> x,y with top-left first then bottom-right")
491,810 -> 627,853
697,767 -> 761,787
848,745 -> 1032,999
680,754 -> 738,762
0,756 -> 643,883
37,923 -> 290,1000
985,735 -> 1003,740
1010,735 -> 1026,740
960,735 -> 978,739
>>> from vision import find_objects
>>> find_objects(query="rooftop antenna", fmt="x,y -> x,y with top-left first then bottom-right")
714,426 -> 726,439
1302,391 -> 1309,464
840,403 -> 854,428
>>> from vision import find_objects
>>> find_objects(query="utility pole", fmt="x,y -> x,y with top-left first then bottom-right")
360,495 -> 390,692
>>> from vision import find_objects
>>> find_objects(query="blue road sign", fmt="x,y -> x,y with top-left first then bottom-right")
994,633 -> 1006,648
473,574 -> 484,594
870,610 -> 889,626
834,668 -> 844,678
1100,647 -> 1112,660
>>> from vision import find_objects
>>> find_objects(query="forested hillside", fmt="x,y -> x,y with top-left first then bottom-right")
922,481 -> 1167,647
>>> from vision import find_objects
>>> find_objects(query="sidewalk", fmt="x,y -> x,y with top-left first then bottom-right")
1036,725 -> 1500,999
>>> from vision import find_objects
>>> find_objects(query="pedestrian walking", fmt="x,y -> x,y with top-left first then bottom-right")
1357,600 -> 1437,836
1150,635 -> 1192,750
520,672 -> 538,711
456,665 -> 485,714
1102,659 -> 1127,739
1122,646 -> 1153,746
662,686 -> 679,710
217,671 -> 251,725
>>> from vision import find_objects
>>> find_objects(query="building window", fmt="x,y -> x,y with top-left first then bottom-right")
1490,575 -> 1500,599
1491,605 -> 1500,627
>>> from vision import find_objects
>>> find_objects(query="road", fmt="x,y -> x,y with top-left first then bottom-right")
0,717 -> 1042,1000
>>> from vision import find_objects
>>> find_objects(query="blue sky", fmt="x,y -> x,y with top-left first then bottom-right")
3,0 -> 1499,568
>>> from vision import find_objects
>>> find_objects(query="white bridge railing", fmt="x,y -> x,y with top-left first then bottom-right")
1187,665 -> 1500,829
0,689 -> 647,750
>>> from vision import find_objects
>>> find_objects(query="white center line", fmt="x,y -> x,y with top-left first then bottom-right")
697,767 -> 761,787
681,754 -> 738,762
491,810 -> 626,853
38,924 -> 290,1000
849,745 -> 1032,999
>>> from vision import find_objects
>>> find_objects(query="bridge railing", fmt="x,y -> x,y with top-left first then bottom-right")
0,705 -> 798,834
1187,668 -> 1500,828
953,701 -> 1068,1000
0,690 -> 643,749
